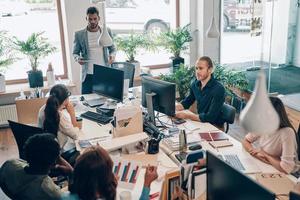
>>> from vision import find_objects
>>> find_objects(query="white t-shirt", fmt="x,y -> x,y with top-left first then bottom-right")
87,30 -> 105,74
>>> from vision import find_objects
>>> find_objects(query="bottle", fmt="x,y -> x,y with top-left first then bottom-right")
179,129 -> 187,153
46,62 -> 55,86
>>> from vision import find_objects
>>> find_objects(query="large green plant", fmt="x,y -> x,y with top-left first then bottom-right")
114,32 -> 154,62
160,63 -> 195,100
13,32 -> 56,71
158,24 -> 192,58
0,31 -> 16,74
214,63 -> 249,95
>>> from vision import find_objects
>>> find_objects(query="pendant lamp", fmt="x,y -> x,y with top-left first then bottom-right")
91,0 -> 113,47
239,70 -> 279,135
206,0 -> 220,38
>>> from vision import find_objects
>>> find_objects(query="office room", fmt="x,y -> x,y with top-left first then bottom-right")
1,0 -> 300,199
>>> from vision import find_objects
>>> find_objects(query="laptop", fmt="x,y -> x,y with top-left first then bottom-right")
84,98 -> 106,107
219,153 -> 261,174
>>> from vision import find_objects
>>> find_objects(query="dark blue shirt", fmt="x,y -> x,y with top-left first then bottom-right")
181,76 -> 225,125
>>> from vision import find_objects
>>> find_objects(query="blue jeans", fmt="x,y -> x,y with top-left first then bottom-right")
81,74 -> 93,94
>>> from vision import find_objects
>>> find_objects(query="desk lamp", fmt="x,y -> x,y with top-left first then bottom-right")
90,0 -> 113,46
239,70 -> 279,135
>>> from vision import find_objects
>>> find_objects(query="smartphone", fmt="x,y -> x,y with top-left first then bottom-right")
174,118 -> 186,125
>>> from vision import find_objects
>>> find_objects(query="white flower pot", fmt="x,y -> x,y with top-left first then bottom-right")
0,74 -> 6,93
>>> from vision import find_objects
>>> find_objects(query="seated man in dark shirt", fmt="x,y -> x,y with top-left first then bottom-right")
176,56 -> 225,128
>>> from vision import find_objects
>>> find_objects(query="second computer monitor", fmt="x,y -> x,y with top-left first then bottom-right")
93,64 -> 124,102
206,151 -> 275,200
141,76 -> 176,117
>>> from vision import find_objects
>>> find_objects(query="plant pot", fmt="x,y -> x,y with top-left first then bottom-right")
0,74 -> 6,93
171,56 -> 184,70
130,61 -> 141,77
27,70 -> 44,88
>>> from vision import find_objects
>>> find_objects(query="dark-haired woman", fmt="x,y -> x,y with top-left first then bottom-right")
38,84 -> 81,162
242,96 -> 299,173
63,146 -> 158,200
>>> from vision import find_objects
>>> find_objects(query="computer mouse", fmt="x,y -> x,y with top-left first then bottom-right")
80,96 -> 85,101
189,144 -> 202,151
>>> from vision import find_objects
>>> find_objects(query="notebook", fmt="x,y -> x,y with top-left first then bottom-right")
209,140 -> 233,148
199,131 -> 228,141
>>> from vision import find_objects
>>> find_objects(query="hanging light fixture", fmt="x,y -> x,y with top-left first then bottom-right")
90,0 -> 113,47
239,70 -> 279,135
206,0 -> 220,38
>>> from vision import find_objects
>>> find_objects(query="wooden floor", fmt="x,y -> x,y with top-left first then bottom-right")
0,118 -> 247,199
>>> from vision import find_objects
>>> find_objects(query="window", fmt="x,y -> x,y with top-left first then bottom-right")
0,0 -> 67,83
105,0 -> 177,67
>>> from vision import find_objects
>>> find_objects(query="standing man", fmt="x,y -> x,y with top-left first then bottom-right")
176,56 -> 225,129
73,6 -> 116,94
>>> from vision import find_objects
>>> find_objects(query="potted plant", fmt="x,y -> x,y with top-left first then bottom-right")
0,31 -> 16,92
158,24 -> 192,70
14,32 -> 56,88
160,63 -> 195,101
114,32 -> 154,77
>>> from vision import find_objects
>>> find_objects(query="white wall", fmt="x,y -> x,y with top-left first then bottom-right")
293,7 -> 300,67
262,0 -> 290,64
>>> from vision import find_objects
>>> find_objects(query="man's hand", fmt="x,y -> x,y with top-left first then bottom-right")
176,111 -> 188,119
175,103 -> 184,111
108,55 -> 115,65
144,165 -> 158,188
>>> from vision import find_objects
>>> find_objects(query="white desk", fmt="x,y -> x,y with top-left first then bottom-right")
70,94 -> 178,199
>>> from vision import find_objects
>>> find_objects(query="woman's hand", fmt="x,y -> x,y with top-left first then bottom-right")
144,165 -> 158,188
65,101 -> 75,115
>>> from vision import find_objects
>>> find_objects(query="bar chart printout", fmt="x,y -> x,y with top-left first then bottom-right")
113,159 -> 141,189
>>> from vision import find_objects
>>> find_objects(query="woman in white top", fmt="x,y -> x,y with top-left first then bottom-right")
38,84 -> 81,156
242,96 -> 299,174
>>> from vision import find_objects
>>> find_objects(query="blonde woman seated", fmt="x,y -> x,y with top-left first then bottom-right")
38,84 -> 82,164
242,96 -> 299,174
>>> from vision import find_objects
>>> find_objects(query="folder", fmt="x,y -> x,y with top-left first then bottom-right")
113,105 -> 143,137
199,131 -> 228,141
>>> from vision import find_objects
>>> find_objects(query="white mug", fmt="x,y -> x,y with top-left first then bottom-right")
119,191 -> 132,200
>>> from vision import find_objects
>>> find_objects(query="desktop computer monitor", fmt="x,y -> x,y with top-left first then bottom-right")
206,151 -> 275,200
93,64 -> 124,102
141,76 -> 176,123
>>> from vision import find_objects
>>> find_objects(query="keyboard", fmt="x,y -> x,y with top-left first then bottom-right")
223,154 -> 245,171
81,111 -> 112,124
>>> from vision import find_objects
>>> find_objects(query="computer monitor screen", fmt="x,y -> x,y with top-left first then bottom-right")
141,76 -> 176,117
93,64 -> 124,102
206,151 -> 275,200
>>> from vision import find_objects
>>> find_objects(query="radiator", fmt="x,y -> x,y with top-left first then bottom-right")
0,104 -> 18,127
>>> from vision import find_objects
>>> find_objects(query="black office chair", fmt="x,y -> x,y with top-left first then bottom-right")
296,123 -> 300,161
8,120 -> 44,160
111,62 -> 135,87
220,103 -> 236,133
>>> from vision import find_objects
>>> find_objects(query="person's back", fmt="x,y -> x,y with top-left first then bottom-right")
0,133 -> 62,200
0,159 -> 61,200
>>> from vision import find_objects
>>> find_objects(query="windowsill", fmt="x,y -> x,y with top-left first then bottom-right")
0,79 -> 75,97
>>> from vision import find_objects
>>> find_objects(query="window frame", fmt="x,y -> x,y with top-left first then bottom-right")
6,0 -> 68,85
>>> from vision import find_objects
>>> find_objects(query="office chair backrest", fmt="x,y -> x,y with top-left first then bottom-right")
111,62 -> 135,87
220,103 -> 236,133
296,123 -> 300,161
15,97 -> 47,125
8,120 -> 44,160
